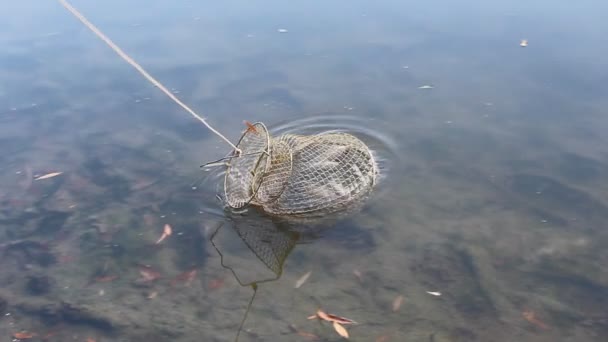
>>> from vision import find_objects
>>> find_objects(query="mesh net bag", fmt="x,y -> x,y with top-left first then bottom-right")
224,122 -> 377,216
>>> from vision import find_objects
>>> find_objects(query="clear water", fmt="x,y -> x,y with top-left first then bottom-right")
1,1 -> 608,341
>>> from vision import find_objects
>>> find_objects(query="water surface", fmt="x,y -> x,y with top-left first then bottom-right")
1,1 -> 608,341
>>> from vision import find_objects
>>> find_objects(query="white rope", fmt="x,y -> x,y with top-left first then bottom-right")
58,0 -> 241,154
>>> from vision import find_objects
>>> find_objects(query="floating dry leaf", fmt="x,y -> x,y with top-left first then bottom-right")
34,172 -> 62,180
426,291 -> 442,296
520,39 -> 528,47
295,270 -> 312,288
147,291 -> 158,299
392,295 -> 404,312
353,269 -> 363,282
317,309 -> 332,321
155,224 -> 172,244
333,322 -> 349,339
325,313 -> 357,325
313,309 -> 357,325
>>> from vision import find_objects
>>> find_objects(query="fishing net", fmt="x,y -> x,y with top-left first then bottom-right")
224,122 -> 377,216
209,204 -> 335,285
210,212 -> 300,284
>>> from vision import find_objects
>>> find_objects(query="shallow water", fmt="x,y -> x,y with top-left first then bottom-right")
1,0 -> 608,341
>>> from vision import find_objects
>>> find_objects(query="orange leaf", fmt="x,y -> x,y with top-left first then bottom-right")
13,331 -> 37,339
86,338 -> 97,342
333,322 -> 349,339
243,120 -> 258,134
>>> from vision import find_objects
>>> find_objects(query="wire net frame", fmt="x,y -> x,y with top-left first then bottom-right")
224,122 -> 378,216
224,122 -> 274,209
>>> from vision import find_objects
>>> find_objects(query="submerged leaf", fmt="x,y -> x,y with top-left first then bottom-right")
34,172 -> 63,180
352,269 -> 363,282
297,331 -> 320,340
522,310 -> 549,330
13,332 -> 37,339
289,324 -> 319,340
392,295 -> 404,312
295,271 -> 312,288
170,269 -> 197,287
94,275 -> 118,283
208,278 -> 225,290
138,266 -> 161,282
155,224 -> 173,244
375,335 -> 391,342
